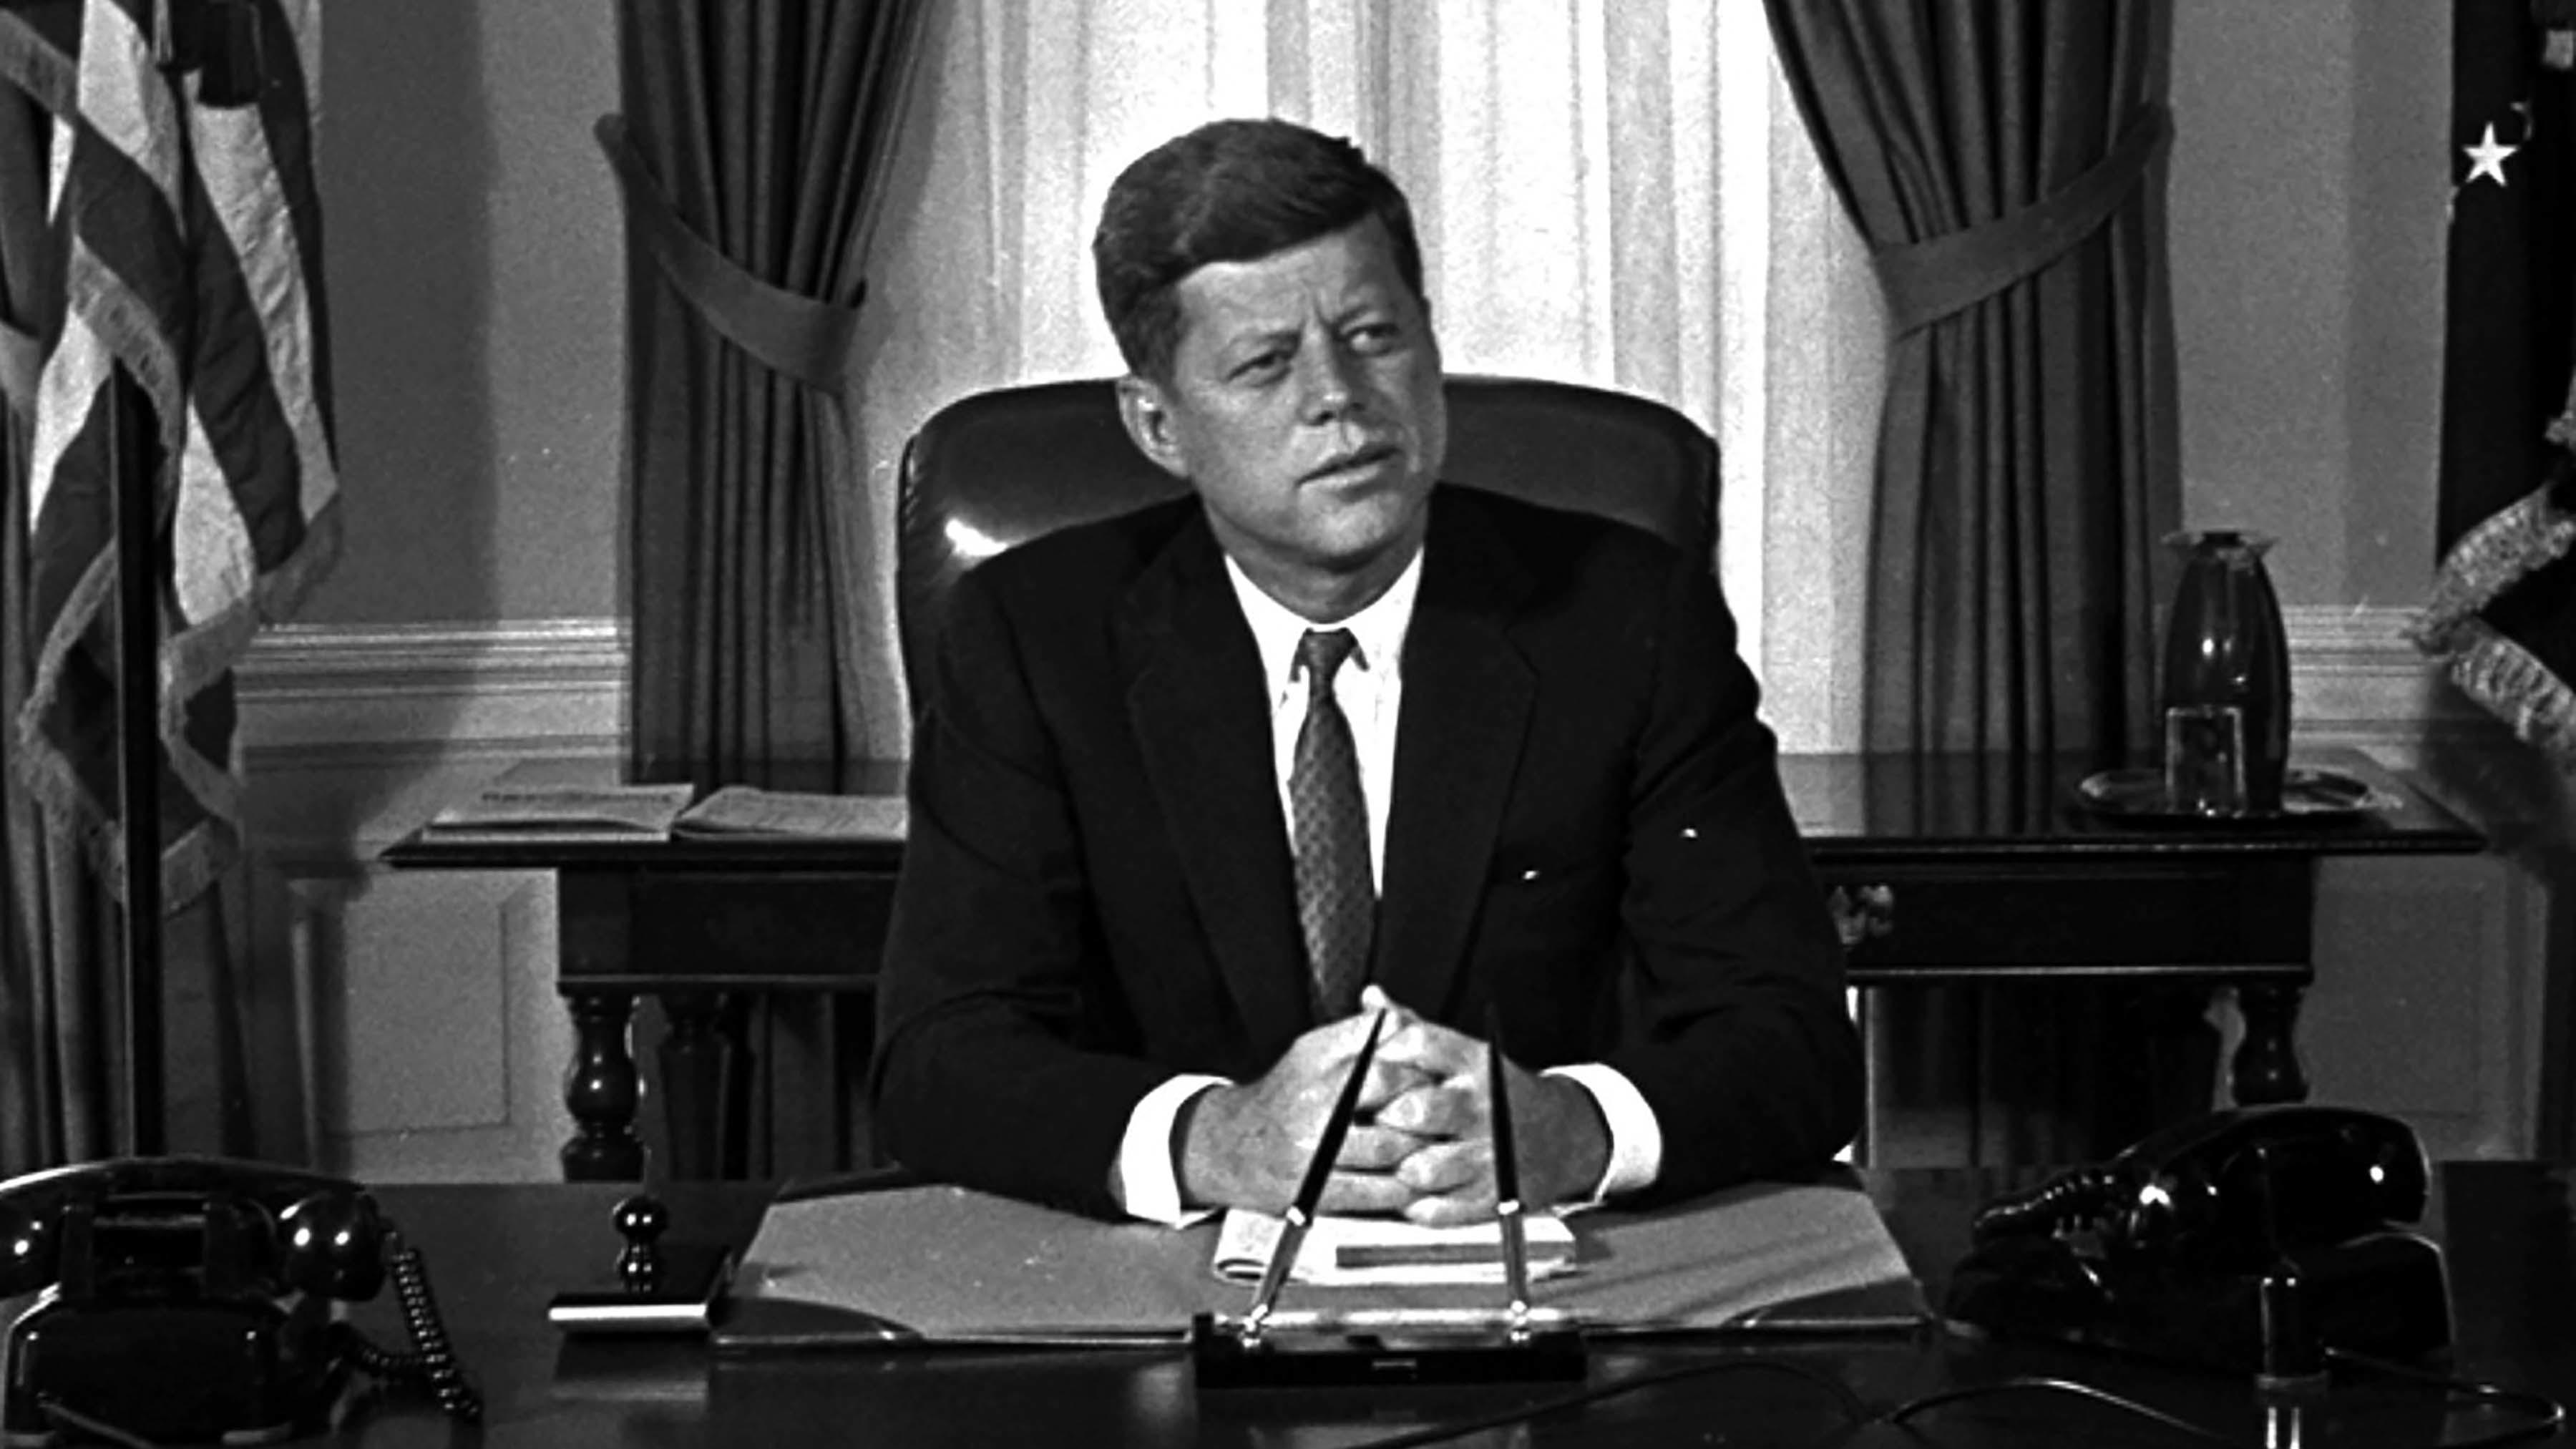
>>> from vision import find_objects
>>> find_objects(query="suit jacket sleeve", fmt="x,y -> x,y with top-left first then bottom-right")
1599,545 -> 1863,1204
869,562 -> 1167,1218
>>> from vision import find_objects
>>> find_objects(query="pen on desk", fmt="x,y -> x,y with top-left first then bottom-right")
1485,1001 -> 1533,1338
1241,1010 -> 1386,1341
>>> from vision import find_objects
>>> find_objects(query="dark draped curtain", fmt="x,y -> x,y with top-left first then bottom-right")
1765,1 -> 2184,1163
601,1 -> 928,1175
605,0 -> 929,790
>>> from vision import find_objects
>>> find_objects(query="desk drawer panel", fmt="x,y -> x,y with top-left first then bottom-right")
562,870 -> 897,987
1817,862 -> 2308,975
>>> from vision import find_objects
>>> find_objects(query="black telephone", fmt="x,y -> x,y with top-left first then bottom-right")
1945,1105 -> 2452,1382
0,1156 -> 480,1445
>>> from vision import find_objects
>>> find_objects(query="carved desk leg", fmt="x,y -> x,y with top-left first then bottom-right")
561,990 -> 645,1181
2231,982 -> 2310,1107
659,991 -> 748,1180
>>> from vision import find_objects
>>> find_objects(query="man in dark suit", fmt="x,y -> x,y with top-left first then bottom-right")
872,118 -> 1860,1225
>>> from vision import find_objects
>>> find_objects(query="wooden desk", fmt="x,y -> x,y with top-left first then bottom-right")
382,748 -> 2484,1183
309,1163 -> 2570,1445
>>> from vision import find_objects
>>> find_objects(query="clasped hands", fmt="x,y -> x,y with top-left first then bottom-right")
1176,986 -> 1611,1225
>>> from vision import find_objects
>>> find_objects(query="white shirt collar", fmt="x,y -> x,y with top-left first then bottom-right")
1222,544 -> 1424,699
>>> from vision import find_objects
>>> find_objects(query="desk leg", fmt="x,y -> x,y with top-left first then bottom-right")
2231,984 -> 2310,1106
660,992 -> 748,1180
561,990 -> 645,1181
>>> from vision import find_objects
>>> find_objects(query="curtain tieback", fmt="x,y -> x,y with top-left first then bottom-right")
1874,104 -> 2172,338
594,114 -> 862,397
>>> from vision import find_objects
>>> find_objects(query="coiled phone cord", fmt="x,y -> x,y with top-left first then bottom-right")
329,1229 -> 483,1425
1968,1164 -> 2131,1241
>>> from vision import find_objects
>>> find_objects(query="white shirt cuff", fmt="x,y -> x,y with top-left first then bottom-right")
1544,1063 -> 1663,1201
1113,1073 -> 1230,1225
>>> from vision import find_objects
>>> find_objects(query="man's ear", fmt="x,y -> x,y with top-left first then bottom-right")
1115,375 -> 1192,482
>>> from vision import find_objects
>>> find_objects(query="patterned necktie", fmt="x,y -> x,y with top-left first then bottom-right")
1290,628 -> 1374,1018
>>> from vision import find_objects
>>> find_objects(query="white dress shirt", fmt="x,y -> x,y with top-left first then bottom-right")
1113,542 -> 1664,1223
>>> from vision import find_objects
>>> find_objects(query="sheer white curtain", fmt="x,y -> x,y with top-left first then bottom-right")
849,0 -> 1883,756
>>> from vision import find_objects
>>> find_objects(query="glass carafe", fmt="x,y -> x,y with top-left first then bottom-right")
2158,530 -> 2290,815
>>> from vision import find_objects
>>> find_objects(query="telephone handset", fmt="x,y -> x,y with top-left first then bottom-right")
1946,1105 -> 2452,1382
0,1156 -> 481,1445
1969,1103 -> 2430,1270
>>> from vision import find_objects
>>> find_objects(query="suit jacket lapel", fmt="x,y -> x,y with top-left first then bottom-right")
1377,490 -> 1536,1015
1118,511 -> 1314,1040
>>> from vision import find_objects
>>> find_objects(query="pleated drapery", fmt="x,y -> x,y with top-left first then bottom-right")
608,1 -> 930,790
1766,0 -> 2185,1163
1767,0 -> 2178,760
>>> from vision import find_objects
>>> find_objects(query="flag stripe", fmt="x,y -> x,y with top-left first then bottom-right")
175,406 -> 253,625
177,157 -> 308,575
25,296 -> 107,533
185,110 -> 326,547
245,0 -> 329,441
72,0 -> 170,208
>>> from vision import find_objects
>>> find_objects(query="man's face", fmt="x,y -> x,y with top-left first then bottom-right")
1118,217 -> 1446,615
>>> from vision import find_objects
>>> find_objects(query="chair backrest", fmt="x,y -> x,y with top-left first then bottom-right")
894,374 -> 1718,705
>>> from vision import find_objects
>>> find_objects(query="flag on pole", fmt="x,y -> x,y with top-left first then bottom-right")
2412,1 -> 2576,761
1,0 -> 338,909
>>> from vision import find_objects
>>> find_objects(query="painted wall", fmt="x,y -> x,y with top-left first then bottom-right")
310,2 -> 622,624
2168,0 -> 2449,608
306,1 -> 2448,628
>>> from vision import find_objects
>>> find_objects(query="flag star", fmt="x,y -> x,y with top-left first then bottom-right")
2463,122 -> 2518,187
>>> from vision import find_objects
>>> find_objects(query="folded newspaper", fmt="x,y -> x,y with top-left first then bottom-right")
1212,1209 -> 1577,1288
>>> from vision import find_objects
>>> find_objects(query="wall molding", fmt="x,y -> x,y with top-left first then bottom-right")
237,618 -> 627,766
2282,604 -> 2499,753
236,606 -> 2486,761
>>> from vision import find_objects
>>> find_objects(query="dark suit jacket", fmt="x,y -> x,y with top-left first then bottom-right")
871,484 -> 1862,1217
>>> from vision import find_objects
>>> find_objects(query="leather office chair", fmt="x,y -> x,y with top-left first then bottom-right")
893,374 -> 1718,706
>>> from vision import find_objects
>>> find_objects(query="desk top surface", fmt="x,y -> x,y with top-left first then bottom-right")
305,1163 -> 2568,1447
381,746 -> 2483,872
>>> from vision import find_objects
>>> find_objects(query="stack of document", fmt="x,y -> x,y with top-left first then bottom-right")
1212,1209 -> 1577,1287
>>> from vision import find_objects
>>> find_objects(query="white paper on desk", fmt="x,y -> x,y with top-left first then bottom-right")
1212,1209 -> 1578,1287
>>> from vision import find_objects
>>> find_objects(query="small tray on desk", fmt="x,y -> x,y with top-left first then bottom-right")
2074,766 -> 2402,827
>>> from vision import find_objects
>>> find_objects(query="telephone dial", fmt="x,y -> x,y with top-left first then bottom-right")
0,1156 -> 480,1445
1945,1105 -> 2453,1382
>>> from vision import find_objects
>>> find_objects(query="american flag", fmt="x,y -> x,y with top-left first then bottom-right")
2,0 -> 336,908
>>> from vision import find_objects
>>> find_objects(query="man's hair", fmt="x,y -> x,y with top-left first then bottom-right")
1093,118 -> 1426,383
